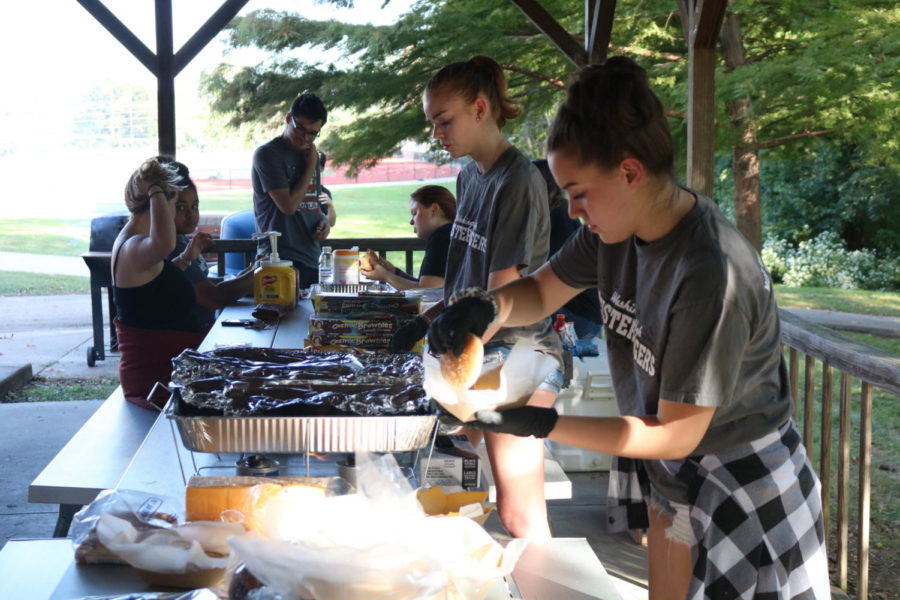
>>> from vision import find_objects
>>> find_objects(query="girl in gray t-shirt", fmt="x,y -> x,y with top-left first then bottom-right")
407,55 -> 563,541
427,58 -> 828,599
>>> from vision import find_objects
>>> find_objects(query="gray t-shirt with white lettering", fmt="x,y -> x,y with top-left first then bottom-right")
550,192 -> 792,501
252,137 -> 326,269
445,146 -> 556,352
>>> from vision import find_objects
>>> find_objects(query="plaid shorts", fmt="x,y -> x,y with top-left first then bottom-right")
607,420 -> 830,599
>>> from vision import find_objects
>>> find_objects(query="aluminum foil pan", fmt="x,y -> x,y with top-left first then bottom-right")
166,401 -> 436,453
314,282 -> 395,294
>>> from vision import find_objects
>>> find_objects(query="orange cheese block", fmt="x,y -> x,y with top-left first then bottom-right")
185,476 -> 328,529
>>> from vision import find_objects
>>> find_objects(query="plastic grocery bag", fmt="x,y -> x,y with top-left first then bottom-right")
71,489 -> 182,565
423,338 -> 558,422
230,453 -> 527,600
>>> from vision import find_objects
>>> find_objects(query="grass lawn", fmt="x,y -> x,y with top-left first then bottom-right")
775,285 -> 900,317
1,377 -> 119,403
0,271 -> 89,295
0,183 -> 449,257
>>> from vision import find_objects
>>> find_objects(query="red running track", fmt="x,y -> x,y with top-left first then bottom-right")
197,158 -> 459,192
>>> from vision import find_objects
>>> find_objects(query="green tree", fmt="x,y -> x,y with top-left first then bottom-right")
716,0 -> 900,249
203,0 -> 898,255
202,0 -> 689,173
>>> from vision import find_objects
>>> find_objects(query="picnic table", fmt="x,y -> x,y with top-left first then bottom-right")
15,298 -> 631,599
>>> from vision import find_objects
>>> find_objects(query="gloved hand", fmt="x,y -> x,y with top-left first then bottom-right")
427,294 -> 496,356
465,406 -> 559,438
389,315 -> 429,353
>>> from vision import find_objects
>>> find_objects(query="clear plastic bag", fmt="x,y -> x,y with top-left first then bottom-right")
423,338 -> 558,422
229,453 -> 527,600
71,489 -> 183,565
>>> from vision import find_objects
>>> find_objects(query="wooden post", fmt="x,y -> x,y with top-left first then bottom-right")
857,383 -> 872,600
77,0 -> 249,158
681,0 -> 726,195
803,354 -> 815,451
510,0 -> 587,67
155,0 -> 175,157
820,363 -> 833,538
836,373 -> 851,589
584,0 -> 616,65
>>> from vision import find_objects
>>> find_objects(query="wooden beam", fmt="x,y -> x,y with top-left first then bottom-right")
173,0 -> 250,76
686,45 -> 715,195
693,0 -> 727,49
679,0 -> 726,195
76,0 -> 156,74
585,0 -> 616,64
156,0 -> 176,157
510,0 -> 587,67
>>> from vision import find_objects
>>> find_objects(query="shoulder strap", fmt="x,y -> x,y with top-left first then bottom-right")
110,239 -> 126,287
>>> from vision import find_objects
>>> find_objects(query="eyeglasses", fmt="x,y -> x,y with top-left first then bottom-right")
291,115 -> 321,139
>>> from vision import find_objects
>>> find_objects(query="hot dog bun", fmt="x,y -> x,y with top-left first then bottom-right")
440,333 -> 484,389
359,250 -> 376,272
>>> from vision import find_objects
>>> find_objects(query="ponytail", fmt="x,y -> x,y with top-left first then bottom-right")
426,55 -> 520,129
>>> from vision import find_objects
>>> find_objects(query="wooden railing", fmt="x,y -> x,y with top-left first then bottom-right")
779,310 -> 900,600
211,237 -> 427,276
328,237 -> 427,274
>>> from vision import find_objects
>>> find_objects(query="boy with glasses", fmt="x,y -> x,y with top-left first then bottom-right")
251,92 -> 336,288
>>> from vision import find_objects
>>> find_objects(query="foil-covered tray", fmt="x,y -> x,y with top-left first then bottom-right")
167,348 -> 435,453
314,282 -> 396,295
166,400 -> 436,453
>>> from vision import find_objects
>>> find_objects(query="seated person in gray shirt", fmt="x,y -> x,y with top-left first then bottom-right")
251,92 -> 336,288
162,159 -> 254,331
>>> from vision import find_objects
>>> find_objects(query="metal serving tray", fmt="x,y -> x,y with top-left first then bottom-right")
314,282 -> 396,295
165,401 -> 437,454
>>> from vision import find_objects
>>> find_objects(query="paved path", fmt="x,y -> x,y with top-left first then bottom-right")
0,252 -> 90,278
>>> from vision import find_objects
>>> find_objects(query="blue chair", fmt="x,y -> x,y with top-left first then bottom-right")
219,209 -> 257,276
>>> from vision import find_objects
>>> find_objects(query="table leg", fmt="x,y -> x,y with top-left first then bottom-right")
90,285 -> 105,362
53,504 -> 83,538
107,287 -> 118,352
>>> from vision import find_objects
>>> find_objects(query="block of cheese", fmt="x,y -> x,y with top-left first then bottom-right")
186,476 -> 329,532
416,486 -> 493,526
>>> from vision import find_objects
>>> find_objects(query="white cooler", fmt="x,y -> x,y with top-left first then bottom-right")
548,346 -> 619,472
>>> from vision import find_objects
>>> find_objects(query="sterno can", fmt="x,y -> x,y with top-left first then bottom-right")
235,454 -> 280,477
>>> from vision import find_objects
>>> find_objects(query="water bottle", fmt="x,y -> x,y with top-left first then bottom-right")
318,246 -> 333,285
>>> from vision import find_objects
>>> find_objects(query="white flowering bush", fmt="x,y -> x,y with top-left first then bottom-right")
762,232 -> 899,291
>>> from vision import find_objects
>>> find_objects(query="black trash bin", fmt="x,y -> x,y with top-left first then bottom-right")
84,214 -> 127,366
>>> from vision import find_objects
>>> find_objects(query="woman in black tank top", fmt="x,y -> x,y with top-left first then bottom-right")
111,158 -> 206,409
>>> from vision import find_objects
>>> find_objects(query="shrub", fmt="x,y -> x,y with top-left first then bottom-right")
763,231 -> 899,291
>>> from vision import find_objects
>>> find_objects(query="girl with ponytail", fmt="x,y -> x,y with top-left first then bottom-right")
427,57 -> 829,598
390,55 -> 564,540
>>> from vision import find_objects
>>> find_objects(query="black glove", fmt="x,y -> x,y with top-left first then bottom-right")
465,406 -> 559,438
389,315 -> 429,353
428,294 -> 496,356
